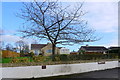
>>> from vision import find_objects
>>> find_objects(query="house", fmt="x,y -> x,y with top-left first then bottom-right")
31,43 -> 57,56
108,47 -> 120,50
79,45 -> 108,54
107,47 -> 120,53
31,44 -> 47,55
31,43 -> 70,56
58,47 -> 70,54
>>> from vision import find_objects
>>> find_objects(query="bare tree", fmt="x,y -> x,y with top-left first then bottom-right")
18,0 -> 98,60
0,41 -> 4,50
6,43 -> 13,51
23,44 -> 29,53
32,39 -> 39,44
15,40 -> 27,53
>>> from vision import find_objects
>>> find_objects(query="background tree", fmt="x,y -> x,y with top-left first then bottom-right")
23,44 -> 29,53
5,43 -> 13,51
0,41 -> 4,50
18,0 -> 98,60
15,40 -> 27,53
32,39 -> 39,44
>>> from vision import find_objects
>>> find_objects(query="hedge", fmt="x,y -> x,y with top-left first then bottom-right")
52,53 -> 118,61
2,50 -> 20,58
32,55 -> 51,62
2,53 -> 118,63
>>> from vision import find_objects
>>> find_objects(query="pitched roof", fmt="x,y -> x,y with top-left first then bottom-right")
109,47 -> 120,50
81,46 -> 108,51
31,44 -> 47,50
57,47 -> 63,49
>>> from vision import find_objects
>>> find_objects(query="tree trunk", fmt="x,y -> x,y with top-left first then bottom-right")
52,44 -> 56,61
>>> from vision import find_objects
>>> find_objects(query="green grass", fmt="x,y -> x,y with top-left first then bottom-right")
2,58 -> 12,63
2,59 -> 118,67
1,57 -> 34,63
1,56 -> 51,63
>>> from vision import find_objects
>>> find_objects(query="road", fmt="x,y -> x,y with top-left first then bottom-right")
2,68 -> 120,80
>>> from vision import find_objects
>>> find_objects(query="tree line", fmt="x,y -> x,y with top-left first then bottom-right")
0,40 -> 29,54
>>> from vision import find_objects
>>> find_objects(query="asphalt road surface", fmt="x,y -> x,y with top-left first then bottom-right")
2,68 -> 120,80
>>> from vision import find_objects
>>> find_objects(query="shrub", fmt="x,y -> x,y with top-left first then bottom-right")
32,55 -> 49,62
107,53 -> 118,59
2,50 -> 20,58
29,52 -> 34,57
68,54 -> 79,60
50,55 -> 60,61
11,57 -> 30,63
59,54 -> 68,61
80,54 -> 93,60
68,54 -> 109,60
11,58 -> 19,63
55,56 -> 60,61
50,54 -> 68,61
81,54 -> 105,60
20,58 -> 29,63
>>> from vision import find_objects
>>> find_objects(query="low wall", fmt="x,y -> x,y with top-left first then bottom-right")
0,67 -> 2,80
1,61 -> 119,79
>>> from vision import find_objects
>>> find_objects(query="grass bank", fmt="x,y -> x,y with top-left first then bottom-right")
2,59 -> 118,67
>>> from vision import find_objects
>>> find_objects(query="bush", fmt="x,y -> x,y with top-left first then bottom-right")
107,53 -> 118,59
29,52 -> 34,57
59,54 -> 68,61
55,56 -> 60,61
11,58 -> 19,63
67,54 -> 111,60
68,54 -> 79,60
50,55 -> 60,61
50,54 -> 68,61
50,53 -> 115,61
11,57 -> 29,63
79,54 -> 93,60
2,50 -> 20,58
80,54 -> 106,60
32,55 -> 50,62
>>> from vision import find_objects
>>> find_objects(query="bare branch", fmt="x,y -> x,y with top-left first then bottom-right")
18,0 -> 99,56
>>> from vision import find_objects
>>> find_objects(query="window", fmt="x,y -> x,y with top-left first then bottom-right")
35,50 -> 39,55
46,49 -> 52,53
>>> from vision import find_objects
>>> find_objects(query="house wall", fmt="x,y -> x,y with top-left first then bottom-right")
80,48 -> 107,54
41,43 -> 59,56
84,51 -> 107,54
79,48 -> 85,54
59,48 -> 70,54
31,43 -> 69,56
31,49 -> 41,55
80,48 -> 85,51
80,47 -> 108,54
